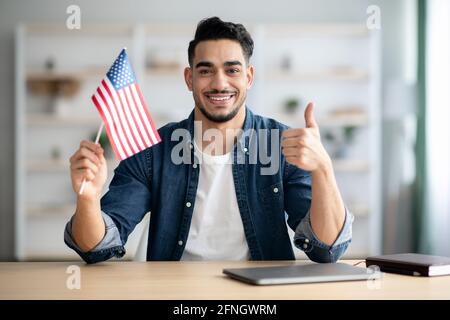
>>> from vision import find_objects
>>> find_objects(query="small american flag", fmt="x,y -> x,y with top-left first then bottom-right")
91,48 -> 161,160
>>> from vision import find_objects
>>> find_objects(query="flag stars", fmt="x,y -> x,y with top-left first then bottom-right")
106,51 -> 136,89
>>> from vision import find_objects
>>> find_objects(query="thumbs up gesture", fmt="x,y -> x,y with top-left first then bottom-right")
281,102 -> 332,172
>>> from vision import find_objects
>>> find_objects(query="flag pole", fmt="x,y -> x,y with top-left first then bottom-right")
78,122 -> 104,195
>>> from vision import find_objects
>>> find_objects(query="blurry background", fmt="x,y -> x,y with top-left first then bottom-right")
0,0 -> 448,261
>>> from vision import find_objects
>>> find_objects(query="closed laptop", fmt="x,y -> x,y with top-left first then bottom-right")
223,262 -> 380,285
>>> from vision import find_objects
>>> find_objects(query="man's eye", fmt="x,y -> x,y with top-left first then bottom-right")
199,69 -> 211,75
227,69 -> 240,74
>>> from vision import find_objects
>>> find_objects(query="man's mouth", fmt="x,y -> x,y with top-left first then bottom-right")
204,93 -> 236,105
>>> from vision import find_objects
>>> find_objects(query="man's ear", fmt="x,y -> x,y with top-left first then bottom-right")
184,67 -> 193,91
246,64 -> 254,89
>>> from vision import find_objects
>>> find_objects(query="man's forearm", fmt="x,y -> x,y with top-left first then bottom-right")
72,195 -> 106,252
310,163 -> 346,246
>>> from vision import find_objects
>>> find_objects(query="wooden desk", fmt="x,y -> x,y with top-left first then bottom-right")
1,260 -> 449,299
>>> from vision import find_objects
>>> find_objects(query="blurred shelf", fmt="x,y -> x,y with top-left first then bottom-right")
145,67 -> 184,78
144,23 -> 196,36
264,23 -> 369,37
333,159 -> 370,172
320,114 -> 368,127
25,23 -> 134,36
266,69 -> 369,82
27,68 -> 107,82
26,203 -> 75,218
27,114 -> 101,126
273,113 -> 368,127
27,159 -> 119,173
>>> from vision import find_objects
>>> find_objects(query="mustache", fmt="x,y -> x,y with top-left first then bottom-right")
204,90 -> 237,95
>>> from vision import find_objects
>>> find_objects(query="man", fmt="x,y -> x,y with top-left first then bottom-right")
65,17 -> 353,264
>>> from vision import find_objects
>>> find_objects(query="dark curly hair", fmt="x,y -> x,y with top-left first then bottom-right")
188,17 -> 254,67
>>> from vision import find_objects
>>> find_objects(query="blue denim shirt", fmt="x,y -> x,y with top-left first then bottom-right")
64,107 -> 353,264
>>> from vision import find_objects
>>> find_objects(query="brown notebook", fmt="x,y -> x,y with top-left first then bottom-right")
366,253 -> 450,277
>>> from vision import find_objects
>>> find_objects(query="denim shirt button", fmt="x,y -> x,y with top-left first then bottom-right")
189,143 -> 193,149
273,187 -> 279,193
304,238 -> 309,243
178,240 -> 183,246
243,147 -> 248,153
302,243 -> 308,249
186,202 -> 192,208
192,164 -> 197,169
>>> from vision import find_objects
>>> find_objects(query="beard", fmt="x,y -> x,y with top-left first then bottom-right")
193,89 -> 246,123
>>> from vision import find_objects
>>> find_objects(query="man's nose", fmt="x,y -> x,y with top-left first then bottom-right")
210,70 -> 229,91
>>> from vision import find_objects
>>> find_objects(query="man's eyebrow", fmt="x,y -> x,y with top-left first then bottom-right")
224,60 -> 242,67
194,60 -> 243,68
195,61 -> 214,68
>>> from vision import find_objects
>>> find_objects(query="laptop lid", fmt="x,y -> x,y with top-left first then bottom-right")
223,262 -> 381,285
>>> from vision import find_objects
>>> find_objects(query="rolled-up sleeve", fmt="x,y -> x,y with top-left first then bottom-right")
64,212 -> 126,264
294,208 -> 354,263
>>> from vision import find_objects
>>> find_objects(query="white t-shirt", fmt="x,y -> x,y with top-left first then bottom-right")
181,140 -> 250,261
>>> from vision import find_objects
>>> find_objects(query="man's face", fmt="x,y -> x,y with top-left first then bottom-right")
185,39 -> 254,123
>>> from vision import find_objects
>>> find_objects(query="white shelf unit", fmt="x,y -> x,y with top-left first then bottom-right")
15,22 -> 381,261
249,24 -> 382,259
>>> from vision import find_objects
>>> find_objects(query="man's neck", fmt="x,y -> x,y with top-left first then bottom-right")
194,105 -> 246,155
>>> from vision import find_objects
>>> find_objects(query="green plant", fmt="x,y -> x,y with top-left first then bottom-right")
284,97 -> 300,114
50,145 -> 61,160
343,126 -> 357,143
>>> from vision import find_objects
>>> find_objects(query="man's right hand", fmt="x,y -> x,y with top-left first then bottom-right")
70,140 -> 108,200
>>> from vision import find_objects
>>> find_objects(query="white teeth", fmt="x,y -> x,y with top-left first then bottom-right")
208,95 -> 233,101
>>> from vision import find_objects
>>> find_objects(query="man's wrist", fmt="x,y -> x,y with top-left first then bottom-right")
76,193 -> 102,215
312,157 -> 333,178
77,192 -> 101,203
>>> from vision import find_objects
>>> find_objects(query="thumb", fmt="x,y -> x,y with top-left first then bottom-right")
304,102 -> 318,128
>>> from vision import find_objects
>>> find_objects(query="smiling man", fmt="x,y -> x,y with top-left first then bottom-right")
65,17 -> 354,263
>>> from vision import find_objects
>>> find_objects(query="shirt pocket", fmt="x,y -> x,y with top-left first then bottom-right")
257,181 -> 285,226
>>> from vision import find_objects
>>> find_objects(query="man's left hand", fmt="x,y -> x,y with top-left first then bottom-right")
281,102 -> 332,172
